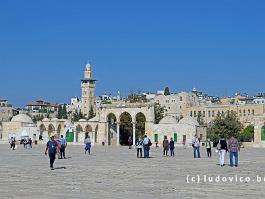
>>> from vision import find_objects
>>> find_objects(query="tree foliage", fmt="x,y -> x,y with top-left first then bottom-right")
207,111 -> 243,142
88,105 -> 95,120
154,103 -> 165,124
164,87 -> 170,96
239,125 -> 254,142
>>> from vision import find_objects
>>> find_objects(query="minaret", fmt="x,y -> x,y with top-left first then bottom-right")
81,63 -> 96,117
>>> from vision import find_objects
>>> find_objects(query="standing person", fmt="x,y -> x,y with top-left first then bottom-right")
163,136 -> 169,156
155,141 -> 158,148
136,137 -> 143,158
84,135 -> 92,155
60,135 -> 67,159
192,135 -> 201,158
206,138 -> 212,158
128,136 -> 133,149
218,135 -> 228,167
169,138 -> 175,157
228,136 -> 240,167
29,138 -> 32,149
11,137 -> 16,150
45,133 -> 59,170
182,139 -> 186,149
143,135 -> 151,158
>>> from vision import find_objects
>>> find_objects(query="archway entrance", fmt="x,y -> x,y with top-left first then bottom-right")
261,125 -> 265,141
57,124 -> 62,138
39,124 -> 46,140
85,125 -> 93,139
120,112 -> 132,146
66,129 -> 74,142
135,112 -> 146,141
107,113 -> 117,146
76,125 -> 83,142
48,124 -> 55,137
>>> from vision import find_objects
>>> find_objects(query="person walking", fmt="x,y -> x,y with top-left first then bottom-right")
228,136 -> 240,167
206,138 -> 212,158
45,133 -> 59,170
29,138 -> 32,149
60,135 -> 67,159
218,135 -> 228,167
169,138 -> 175,157
143,135 -> 151,158
128,136 -> 133,149
192,135 -> 201,158
136,137 -> 143,158
84,135 -> 92,155
163,136 -> 169,156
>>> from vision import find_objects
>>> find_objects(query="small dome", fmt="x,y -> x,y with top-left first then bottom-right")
51,118 -> 59,122
179,116 -> 199,126
11,114 -> 33,124
79,119 -> 87,122
42,118 -> 50,122
159,116 -> 178,124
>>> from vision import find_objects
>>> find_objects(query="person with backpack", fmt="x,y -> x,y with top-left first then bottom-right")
60,135 -> 67,159
218,135 -> 228,167
169,138 -> 175,157
192,135 -> 201,158
143,135 -> 151,158
45,133 -> 59,170
135,137 -> 143,158
206,138 -> 212,158
163,136 -> 169,156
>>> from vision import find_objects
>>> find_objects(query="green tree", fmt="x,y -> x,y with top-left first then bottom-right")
239,125 -> 254,142
164,87 -> 170,96
57,105 -> 63,119
154,103 -> 165,124
63,104 -> 68,119
207,111 -> 243,142
88,105 -> 95,120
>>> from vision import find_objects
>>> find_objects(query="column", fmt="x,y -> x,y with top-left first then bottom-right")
133,122 -> 136,146
116,122 -> 120,146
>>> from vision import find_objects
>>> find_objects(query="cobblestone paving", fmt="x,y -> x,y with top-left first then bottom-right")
0,144 -> 265,199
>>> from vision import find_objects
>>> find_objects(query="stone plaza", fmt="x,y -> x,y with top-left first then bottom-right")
0,144 -> 265,199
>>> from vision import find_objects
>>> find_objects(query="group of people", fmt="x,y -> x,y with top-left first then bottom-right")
192,134 -> 240,167
135,135 -> 152,158
21,138 -> 33,149
45,134 -> 67,170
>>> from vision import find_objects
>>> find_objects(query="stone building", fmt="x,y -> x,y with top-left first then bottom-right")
1,114 -> 38,142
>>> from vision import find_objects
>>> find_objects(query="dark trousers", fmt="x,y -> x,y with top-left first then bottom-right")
170,148 -> 175,157
163,148 -> 169,156
60,145 -> 66,158
137,148 -> 142,158
49,153 -> 56,168
207,148 -> 212,157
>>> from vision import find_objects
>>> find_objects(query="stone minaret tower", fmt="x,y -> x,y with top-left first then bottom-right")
81,63 -> 96,117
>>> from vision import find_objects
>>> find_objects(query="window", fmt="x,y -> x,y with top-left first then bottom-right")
203,111 -> 206,117
194,111 -> 197,117
180,96 -> 183,101
239,110 -> 242,116
208,111 -> 211,117
154,134 -> 158,142
190,111 -> 193,117
252,109 -> 255,115
248,109 -> 251,115
212,111 -> 215,117
243,110 -> 246,116
174,133 -> 178,142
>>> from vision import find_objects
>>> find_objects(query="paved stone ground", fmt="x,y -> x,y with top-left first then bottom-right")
0,144 -> 265,199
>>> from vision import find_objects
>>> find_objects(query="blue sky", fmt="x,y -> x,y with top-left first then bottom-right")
0,0 -> 264,107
